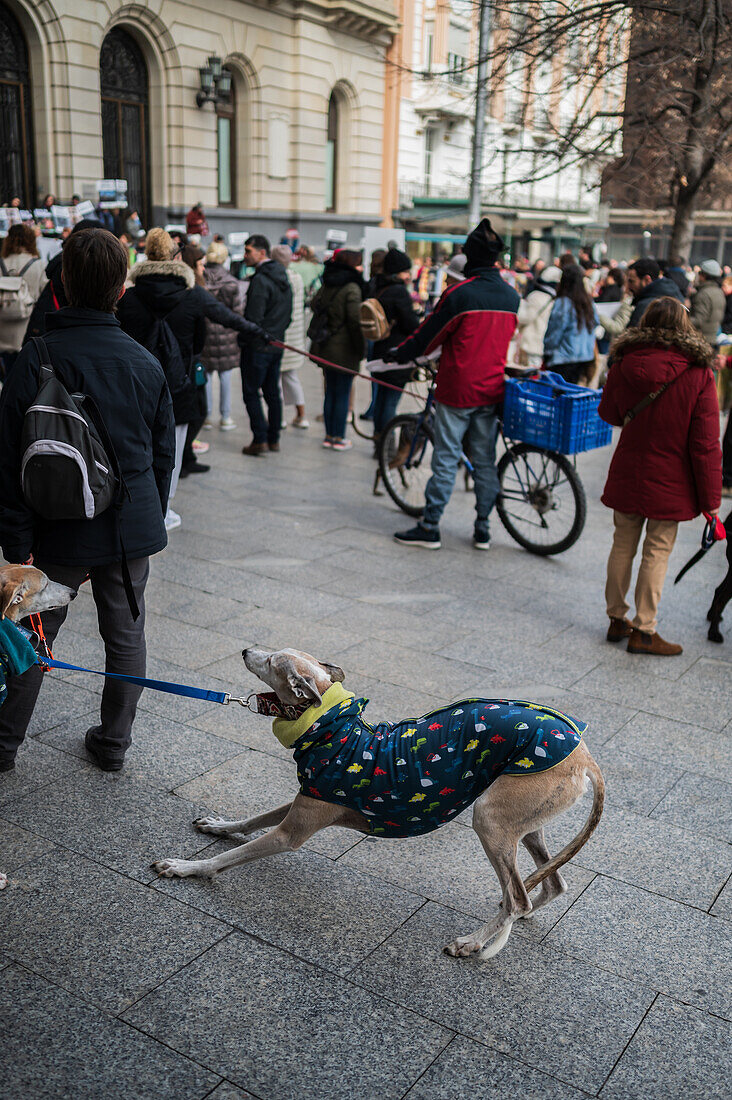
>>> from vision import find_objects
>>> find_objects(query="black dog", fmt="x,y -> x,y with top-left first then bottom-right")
707,509 -> 732,642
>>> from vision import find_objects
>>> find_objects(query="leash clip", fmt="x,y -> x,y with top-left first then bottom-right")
222,692 -> 260,712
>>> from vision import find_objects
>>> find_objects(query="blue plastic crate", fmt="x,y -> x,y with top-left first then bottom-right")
503,371 -> 612,454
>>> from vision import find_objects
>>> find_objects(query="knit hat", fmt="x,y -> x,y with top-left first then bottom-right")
271,244 -> 294,266
146,227 -> 177,261
383,248 -> 412,275
463,219 -> 505,273
206,241 -> 228,264
539,265 -> 562,285
446,254 -> 468,281
700,259 -> 723,278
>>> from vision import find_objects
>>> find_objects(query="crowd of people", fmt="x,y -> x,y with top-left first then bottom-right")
0,212 -> 729,769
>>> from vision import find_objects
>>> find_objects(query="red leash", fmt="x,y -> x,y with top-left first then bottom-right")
271,340 -> 426,400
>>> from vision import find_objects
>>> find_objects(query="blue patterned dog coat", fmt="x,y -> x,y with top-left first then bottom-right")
0,618 -> 39,708
272,684 -> 586,838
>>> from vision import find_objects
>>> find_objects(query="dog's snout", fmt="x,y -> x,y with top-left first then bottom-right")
241,648 -> 248,658
69,589 -> 77,601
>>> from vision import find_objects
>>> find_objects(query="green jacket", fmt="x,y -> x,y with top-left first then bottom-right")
310,271 -> 365,373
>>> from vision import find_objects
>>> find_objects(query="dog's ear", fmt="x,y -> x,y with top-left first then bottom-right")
0,579 -> 26,620
286,670 -> 323,706
318,661 -> 345,683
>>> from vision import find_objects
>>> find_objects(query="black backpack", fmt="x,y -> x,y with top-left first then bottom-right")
306,299 -> 334,346
20,337 -> 140,619
146,313 -> 192,399
21,337 -> 121,521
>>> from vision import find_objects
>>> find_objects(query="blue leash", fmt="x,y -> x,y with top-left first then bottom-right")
39,656 -> 253,709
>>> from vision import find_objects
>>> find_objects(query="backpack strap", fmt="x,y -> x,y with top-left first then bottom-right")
0,258 -> 7,277
31,336 -> 54,382
623,365 -> 692,426
19,257 -> 40,277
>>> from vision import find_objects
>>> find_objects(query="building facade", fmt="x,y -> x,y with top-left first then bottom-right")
0,0 -> 397,247
389,0 -> 626,260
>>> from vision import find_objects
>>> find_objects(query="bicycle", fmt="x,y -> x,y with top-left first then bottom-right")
377,362 -> 587,556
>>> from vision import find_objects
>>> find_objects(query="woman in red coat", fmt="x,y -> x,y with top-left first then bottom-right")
599,297 -> 721,655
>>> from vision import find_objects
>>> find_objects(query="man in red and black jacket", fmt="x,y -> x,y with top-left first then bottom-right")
388,220 -> 519,550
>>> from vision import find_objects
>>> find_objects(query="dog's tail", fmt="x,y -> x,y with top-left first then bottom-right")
521,757 -> 605,895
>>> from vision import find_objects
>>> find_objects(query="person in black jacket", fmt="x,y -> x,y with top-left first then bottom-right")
0,228 -> 175,772
370,249 -> 420,441
240,235 -> 293,456
117,228 -> 265,527
22,218 -> 104,344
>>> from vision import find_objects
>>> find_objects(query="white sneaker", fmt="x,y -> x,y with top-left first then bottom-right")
165,508 -> 181,531
219,417 -> 236,431
292,417 -> 310,429
203,419 -> 214,430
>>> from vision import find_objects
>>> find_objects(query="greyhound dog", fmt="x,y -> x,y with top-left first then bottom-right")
0,564 -> 77,888
153,646 -> 605,959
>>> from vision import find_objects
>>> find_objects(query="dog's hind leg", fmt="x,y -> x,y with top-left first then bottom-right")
521,828 -> 568,913
193,802 -> 293,837
153,795 -> 359,879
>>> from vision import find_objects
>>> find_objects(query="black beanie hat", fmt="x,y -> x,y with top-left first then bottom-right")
383,248 -> 412,275
463,218 -> 505,273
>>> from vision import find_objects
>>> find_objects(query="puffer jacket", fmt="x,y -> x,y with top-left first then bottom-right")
118,260 -> 261,423
690,280 -> 726,344
543,296 -> 599,366
0,252 -> 47,353
200,264 -> 246,373
599,325 -> 721,520
370,273 -> 420,360
309,263 -> 365,372
280,269 -> 306,372
517,284 -> 556,358
242,259 -> 293,351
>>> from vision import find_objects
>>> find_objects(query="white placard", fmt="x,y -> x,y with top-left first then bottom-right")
363,226 -> 406,278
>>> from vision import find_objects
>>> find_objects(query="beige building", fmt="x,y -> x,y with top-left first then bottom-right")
1,0 -> 397,246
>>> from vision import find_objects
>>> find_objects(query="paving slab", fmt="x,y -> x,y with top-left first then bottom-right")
1,773 -> 221,882
600,996 -> 732,1099
710,875 -> 732,920
607,710 -> 732,778
547,802 -> 732,909
174,746 -> 363,859
154,842 -> 423,974
649,771 -> 732,843
590,745 -> 685,815
140,615 -> 243,671
206,1085 -> 258,1100
1,849 -> 229,1012
573,659 -> 728,730
0,817 -> 55,871
545,876 -> 732,1018
1,965 -> 221,1100
122,932 -> 452,1100
0,737 -> 85,809
338,821 -> 595,940
350,900 -> 654,1094
26,676 -> 101,737
402,1034 -> 587,1100
343,637 -> 491,696
37,709 -> 245,791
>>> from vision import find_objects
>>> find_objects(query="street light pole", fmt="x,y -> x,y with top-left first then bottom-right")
468,0 -> 491,227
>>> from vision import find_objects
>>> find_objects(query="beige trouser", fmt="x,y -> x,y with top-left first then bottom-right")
605,511 -> 678,633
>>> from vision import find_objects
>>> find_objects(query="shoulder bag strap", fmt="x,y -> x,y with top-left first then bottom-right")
623,366 -> 692,426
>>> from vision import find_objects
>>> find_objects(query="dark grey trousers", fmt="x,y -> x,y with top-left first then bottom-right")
0,557 -> 149,759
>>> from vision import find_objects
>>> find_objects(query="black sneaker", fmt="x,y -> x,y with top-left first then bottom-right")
179,461 -> 210,478
473,522 -> 491,550
394,524 -> 441,549
85,729 -> 125,772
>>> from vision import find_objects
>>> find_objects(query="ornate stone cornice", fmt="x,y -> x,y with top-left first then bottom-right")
279,0 -> 399,45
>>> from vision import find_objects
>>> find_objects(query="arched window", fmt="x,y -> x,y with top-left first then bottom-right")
325,92 -> 338,212
0,2 -> 35,206
100,28 -> 151,225
217,70 -> 235,206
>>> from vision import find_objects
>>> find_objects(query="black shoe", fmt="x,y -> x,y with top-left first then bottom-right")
473,521 -> 491,550
85,730 -> 125,772
0,755 -> 16,773
180,461 -> 210,478
394,524 -> 441,549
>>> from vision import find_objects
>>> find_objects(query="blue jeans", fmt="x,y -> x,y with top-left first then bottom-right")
422,402 -> 500,530
373,385 -> 402,435
323,368 -> 354,439
240,347 -> 283,444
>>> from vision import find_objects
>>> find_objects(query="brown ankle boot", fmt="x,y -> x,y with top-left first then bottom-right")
607,617 -> 633,643
241,441 -> 268,457
627,629 -> 683,656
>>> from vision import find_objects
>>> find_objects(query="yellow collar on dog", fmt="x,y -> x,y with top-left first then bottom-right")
273,682 -> 354,748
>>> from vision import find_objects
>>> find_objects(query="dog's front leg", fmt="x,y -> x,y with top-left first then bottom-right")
193,802 -> 293,837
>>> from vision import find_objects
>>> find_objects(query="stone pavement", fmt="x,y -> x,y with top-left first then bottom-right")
1,370 -> 731,1099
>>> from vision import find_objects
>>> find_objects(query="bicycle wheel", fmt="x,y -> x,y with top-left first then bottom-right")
496,443 -> 586,555
378,413 -> 434,517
